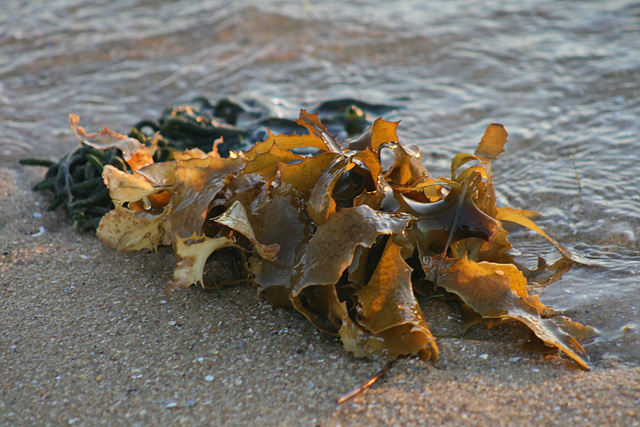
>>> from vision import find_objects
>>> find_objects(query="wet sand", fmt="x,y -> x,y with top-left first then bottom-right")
1,166 -> 638,426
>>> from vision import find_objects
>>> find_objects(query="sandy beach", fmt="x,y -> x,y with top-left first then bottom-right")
1,166 -> 638,426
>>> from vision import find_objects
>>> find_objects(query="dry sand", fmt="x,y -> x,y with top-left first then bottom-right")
1,165 -> 639,426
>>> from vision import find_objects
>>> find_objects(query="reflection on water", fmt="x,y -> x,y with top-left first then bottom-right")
2,0 -> 638,364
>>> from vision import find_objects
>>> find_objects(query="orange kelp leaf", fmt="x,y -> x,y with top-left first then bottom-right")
241,141 -> 302,177
279,152 -> 339,196
97,205 -> 167,251
213,201 -> 279,261
450,152 -> 498,216
452,124 -> 507,217
69,114 -> 155,170
454,165 -> 487,183
475,123 -> 507,160
166,233 -> 235,293
102,165 -> 160,207
291,205 -> 412,297
243,130 -> 327,158
322,149 -> 386,212
349,149 -> 388,210
353,148 -> 382,184
132,161 -> 178,187
355,240 -> 438,360
171,147 -> 211,160
296,110 -> 341,152
430,255 -> 589,369
495,206 -> 573,260
370,119 -> 400,151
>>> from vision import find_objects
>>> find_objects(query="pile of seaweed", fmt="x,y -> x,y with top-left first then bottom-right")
23,97 -> 594,371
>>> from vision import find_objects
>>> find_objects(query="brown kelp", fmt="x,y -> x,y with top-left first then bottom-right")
65,108 -> 590,369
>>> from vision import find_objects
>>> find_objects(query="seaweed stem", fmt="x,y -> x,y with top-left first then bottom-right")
337,361 -> 394,404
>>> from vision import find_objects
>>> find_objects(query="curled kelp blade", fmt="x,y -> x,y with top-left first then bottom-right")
307,156 -> 351,226
423,255 -> 589,370
295,109 -> 342,153
450,124 -> 572,266
69,114 -> 156,170
213,201 -> 279,261
401,185 -> 502,256
354,239 -> 438,361
495,207 -> 574,261
341,118 -> 400,152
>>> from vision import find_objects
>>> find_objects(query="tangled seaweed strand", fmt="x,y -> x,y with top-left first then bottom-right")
22,97 -> 394,230
20,146 -> 125,230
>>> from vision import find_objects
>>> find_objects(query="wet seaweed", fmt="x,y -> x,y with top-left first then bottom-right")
56,107 -> 593,369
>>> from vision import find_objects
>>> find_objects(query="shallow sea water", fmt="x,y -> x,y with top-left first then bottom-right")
1,0 -> 639,364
